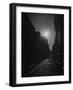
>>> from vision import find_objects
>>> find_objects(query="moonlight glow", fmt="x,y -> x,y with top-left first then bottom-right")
41,31 -> 50,39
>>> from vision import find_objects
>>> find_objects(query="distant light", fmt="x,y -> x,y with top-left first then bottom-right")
41,31 -> 50,39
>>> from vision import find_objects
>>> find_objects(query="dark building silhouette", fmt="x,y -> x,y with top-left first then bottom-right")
22,13 -> 50,77
52,15 -> 64,75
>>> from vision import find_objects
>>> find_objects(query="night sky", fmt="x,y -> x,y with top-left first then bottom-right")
28,14 -> 56,51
